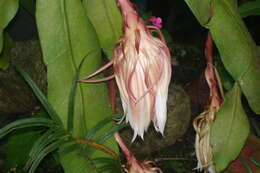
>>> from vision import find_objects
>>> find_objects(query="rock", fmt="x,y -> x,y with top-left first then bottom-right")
0,40 -> 46,116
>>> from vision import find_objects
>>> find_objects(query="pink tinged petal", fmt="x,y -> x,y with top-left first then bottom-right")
135,29 -> 141,54
115,0 -> 172,141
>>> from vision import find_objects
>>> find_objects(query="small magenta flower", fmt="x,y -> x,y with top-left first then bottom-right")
149,16 -> 162,29
115,0 -> 172,140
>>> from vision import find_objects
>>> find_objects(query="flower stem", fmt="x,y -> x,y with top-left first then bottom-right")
77,138 -> 119,160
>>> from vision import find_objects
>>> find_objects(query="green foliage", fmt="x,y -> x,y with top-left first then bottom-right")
215,58 -> 235,91
0,65 -> 124,172
83,0 -> 122,58
211,83 -> 249,172
240,156 -> 253,173
239,0 -> 260,18
0,0 -> 18,53
184,0 -> 260,114
84,114 -> 121,140
0,118 -> 56,139
168,161 -> 187,173
209,0 -> 260,114
20,0 -> 36,15
92,157 -> 122,173
183,0 -> 212,25
83,121 -> 127,157
16,65 -> 63,125
250,158 -> 260,167
67,55 -> 87,132
0,33 -> 12,70
3,129 -> 39,171
36,0 -> 119,171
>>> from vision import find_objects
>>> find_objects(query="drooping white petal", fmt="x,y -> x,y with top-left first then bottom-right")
114,0 -> 172,141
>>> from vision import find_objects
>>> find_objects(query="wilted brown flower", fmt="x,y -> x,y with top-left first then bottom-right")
193,33 -> 223,173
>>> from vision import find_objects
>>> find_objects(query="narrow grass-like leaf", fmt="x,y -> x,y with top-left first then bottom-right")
96,123 -> 128,144
27,139 -> 66,173
67,69 -> 79,132
16,65 -> 63,125
67,54 -> 90,132
250,158 -> 260,167
28,129 -> 55,158
84,114 -> 122,140
24,129 -> 54,170
0,118 -> 55,139
84,123 -> 127,157
57,143 -> 79,156
240,156 -> 253,173
25,129 -> 68,170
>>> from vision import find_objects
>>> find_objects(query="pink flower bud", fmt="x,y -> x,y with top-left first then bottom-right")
115,0 -> 172,141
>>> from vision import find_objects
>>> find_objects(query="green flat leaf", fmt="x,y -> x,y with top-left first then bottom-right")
208,0 -> 260,114
91,158 -> 121,173
211,83 -> 250,172
16,65 -> 63,125
0,118 -> 55,139
91,157 -> 117,165
83,0 -> 122,58
59,150 -> 99,173
0,33 -> 12,70
3,129 -> 39,171
239,0 -> 260,17
183,0 -> 212,25
36,0 -> 118,172
20,0 -> 36,15
183,0 -> 260,114
215,58 -> 235,91
0,0 -> 18,53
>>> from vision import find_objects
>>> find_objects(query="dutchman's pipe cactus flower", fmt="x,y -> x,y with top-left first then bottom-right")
80,0 -> 172,141
115,0 -> 172,141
